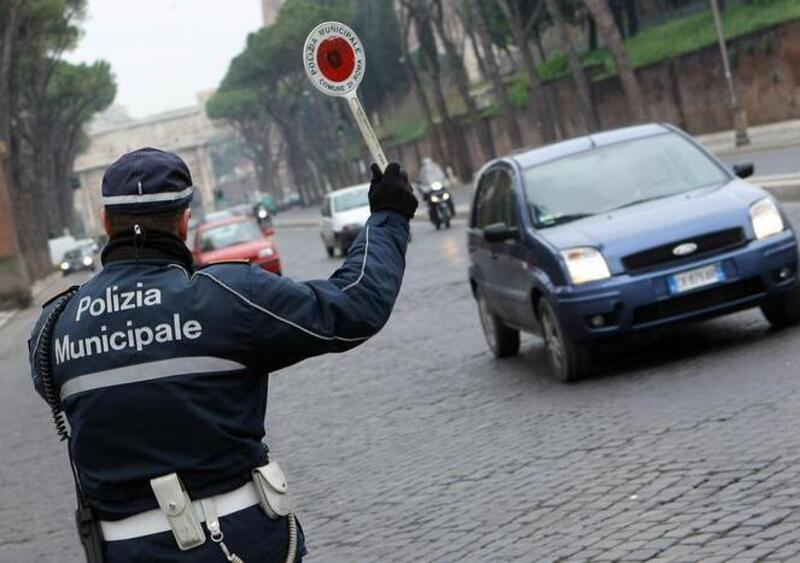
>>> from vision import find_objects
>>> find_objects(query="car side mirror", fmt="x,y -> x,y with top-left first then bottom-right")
483,222 -> 518,243
733,162 -> 754,179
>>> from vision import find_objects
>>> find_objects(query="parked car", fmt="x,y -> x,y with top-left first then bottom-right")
468,123 -> 800,381
59,244 -> 96,276
320,183 -> 370,257
193,216 -> 281,275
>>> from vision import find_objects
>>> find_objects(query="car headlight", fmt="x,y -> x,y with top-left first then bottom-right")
431,181 -> 443,190
750,198 -> 784,240
82,256 -> 93,267
561,247 -> 612,285
430,195 -> 440,203
60,262 -> 69,270
258,246 -> 275,259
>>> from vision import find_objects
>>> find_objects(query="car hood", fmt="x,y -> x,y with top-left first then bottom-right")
332,206 -> 370,231
537,180 -> 768,270
196,239 -> 273,264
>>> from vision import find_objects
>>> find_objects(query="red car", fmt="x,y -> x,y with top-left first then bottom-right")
193,216 -> 281,275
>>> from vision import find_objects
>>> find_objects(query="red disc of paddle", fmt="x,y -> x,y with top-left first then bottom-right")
316,36 -> 356,83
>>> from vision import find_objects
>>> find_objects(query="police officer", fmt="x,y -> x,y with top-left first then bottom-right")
29,147 -> 417,562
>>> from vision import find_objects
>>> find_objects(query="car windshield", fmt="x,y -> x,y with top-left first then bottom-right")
333,188 -> 369,213
62,249 -> 81,260
200,220 -> 262,251
523,133 -> 729,228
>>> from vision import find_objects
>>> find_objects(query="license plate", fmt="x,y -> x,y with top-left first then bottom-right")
668,264 -> 725,294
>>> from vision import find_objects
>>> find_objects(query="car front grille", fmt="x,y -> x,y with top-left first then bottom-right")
622,228 -> 746,273
632,277 -> 765,326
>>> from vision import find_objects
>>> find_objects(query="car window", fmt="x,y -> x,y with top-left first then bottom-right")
200,220 -> 262,251
473,171 -> 497,229
494,170 -> 519,228
522,132 -> 729,228
333,187 -> 369,213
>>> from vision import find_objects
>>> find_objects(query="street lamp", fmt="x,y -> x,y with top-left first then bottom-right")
710,0 -> 750,147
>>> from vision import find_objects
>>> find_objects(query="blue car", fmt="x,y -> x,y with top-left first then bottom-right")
468,124 -> 800,381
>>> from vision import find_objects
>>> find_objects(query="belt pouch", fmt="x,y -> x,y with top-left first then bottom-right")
150,473 -> 206,550
252,461 -> 295,519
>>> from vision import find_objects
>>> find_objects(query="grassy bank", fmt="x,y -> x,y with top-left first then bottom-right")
540,0 -> 800,81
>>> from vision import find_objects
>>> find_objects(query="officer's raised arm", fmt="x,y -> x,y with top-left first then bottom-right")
198,163 -> 418,373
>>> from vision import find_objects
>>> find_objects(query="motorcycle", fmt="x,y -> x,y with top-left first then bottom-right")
420,180 -> 454,230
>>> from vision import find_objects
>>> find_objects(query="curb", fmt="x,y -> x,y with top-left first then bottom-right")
754,174 -> 800,202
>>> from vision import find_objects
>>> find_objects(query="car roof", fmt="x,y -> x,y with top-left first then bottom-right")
508,123 -> 673,170
327,183 -> 370,198
198,215 -> 254,231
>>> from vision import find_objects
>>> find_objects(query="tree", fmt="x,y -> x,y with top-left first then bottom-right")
210,0 -> 357,204
352,0 -> 408,117
468,0 -> 524,149
396,2 -> 446,165
545,0 -> 600,132
401,0 -> 472,180
429,0 -> 496,161
583,0 -> 647,122
496,0 -> 559,142
0,0 -> 115,278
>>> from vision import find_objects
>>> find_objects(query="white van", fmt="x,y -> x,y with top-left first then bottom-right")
320,183 -> 371,257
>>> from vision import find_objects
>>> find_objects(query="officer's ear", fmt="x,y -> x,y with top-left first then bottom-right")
178,208 -> 191,241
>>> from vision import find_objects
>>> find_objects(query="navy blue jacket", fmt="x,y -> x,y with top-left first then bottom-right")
29,211 -> 409,520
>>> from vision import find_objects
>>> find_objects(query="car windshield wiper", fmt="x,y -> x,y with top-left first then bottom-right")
603,192 -> 680,213
603,182 -> 726,213
537,212 -> 594,228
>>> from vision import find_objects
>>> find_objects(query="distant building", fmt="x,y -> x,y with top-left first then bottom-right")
261,0 -> 283,27
73,93 -> 232,236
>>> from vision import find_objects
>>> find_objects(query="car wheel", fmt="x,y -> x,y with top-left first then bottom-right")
761,282 -> 800,328
538,299 -> 591,382
325,245 -> 334,258
476,288 -> 519,358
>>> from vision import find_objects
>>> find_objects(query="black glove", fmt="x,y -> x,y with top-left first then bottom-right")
369,162 -> 418,221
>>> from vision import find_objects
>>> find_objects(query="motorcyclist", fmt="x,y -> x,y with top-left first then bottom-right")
418,157 -> 455,217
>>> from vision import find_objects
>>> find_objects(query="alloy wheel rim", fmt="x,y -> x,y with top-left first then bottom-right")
478,295 -> 497,352
542,308 -> 564,373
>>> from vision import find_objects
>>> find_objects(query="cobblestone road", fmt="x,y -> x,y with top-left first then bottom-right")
3,206 -> 800,562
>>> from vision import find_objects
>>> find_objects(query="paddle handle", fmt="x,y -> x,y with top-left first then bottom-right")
346,93 -> 388,172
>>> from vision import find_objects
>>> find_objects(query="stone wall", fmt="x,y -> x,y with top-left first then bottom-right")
387,19 -> 800,182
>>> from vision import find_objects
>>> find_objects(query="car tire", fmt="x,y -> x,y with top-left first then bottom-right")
476,288 -> 520,358
761,282 -> 800,328
325,245 -> 334,258
538,299 -> 592,382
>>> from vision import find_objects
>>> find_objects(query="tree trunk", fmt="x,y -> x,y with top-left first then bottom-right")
411,4 -> 470,180
399,7 -> 446,166
497,0 -> 557,143
625,0 -> 639,36
583,0 -> 647,122
468,0 -> 524,150
545,0 -> 600,132
431,0 -> 495,161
